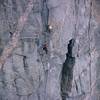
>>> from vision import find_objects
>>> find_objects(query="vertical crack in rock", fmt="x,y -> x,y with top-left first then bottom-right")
22,55 -> 28,72
15,53 -> 28,73
38,0 -> 52,100
41,0 -> 51,47
74,79 -> 79,93
41,0 -> 49,32
61,39 -> 75,100
87,0 -> 92,92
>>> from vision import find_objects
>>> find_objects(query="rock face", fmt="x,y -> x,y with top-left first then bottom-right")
0,0 -> 99,100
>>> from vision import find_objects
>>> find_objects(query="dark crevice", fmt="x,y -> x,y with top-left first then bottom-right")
61,39 -> 75,100
0,38 -> 4,57
15,53 -> 29,73
23,55 -> 28,69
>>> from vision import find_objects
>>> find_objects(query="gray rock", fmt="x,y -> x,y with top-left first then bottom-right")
0,0 -> 99,100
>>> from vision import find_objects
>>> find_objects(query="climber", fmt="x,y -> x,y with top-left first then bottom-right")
43,43 -> 48,54
46,25 -> 52,33
61,39 -> 75,100
23,55 -> 27,61
9,32 -> 13,38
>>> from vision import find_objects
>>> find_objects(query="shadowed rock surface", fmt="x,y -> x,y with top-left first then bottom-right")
61,39 -> 75,100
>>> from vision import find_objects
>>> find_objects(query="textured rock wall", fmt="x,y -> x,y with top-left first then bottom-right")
0,0 -> 99,100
